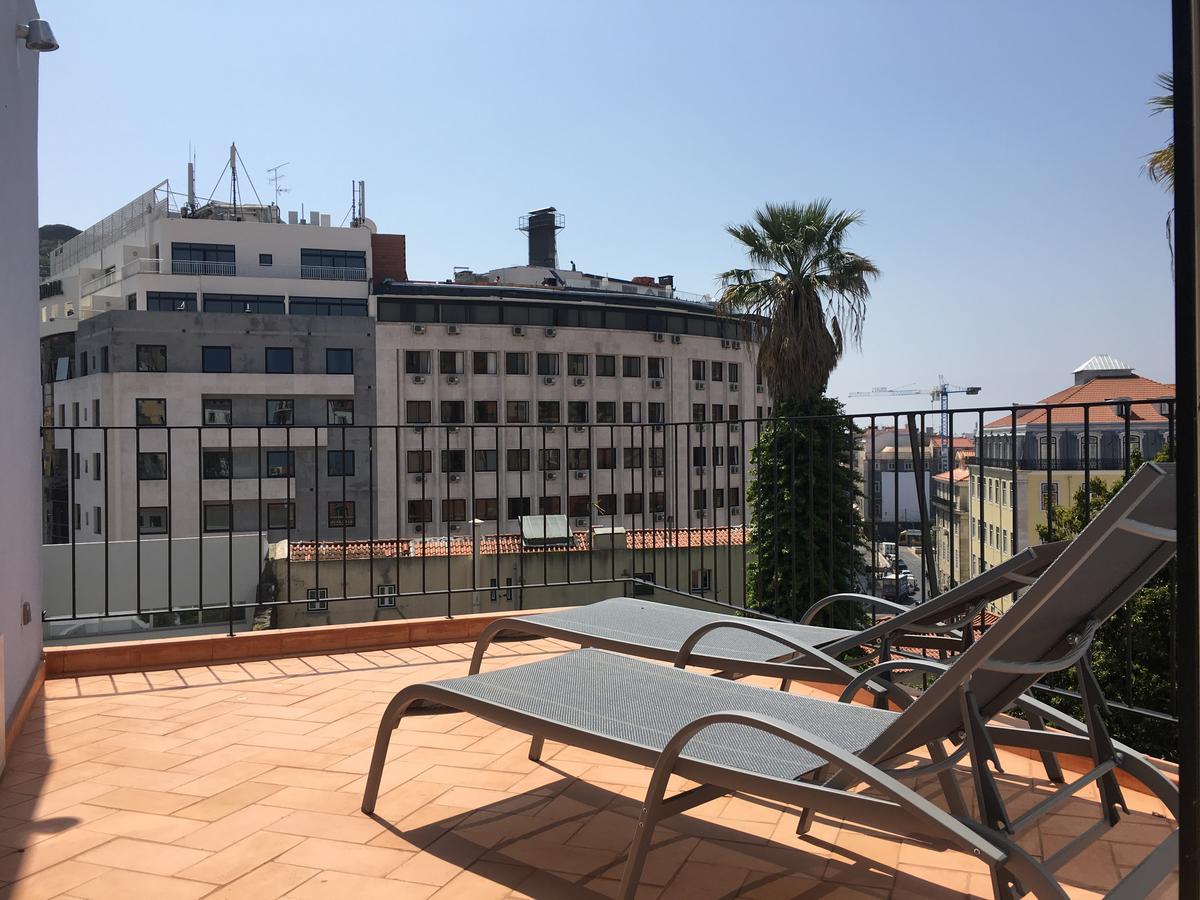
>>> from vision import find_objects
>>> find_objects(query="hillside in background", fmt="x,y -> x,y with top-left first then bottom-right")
39,224 -> 80,275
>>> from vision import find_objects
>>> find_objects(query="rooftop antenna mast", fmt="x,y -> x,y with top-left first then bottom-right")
185,146 -> 196,215
228,142 -> 240,219
267,162 -> 291,207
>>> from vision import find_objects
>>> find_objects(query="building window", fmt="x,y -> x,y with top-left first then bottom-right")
407,450 -> 432,473
505,352 -> 529,375
204,504 -> 232,532
711,361 -> 724,382
328,501 -> 356,527
714,488 -> 725,509
595,494 -> 616,516
622,356 -> 641,378
146,291 -> 197,312
202,450 -> 232,479
473,351 -> 497,375
265,347 -> 294,374
690,569 -> 712,595
567,354 -> 588,376
259,253 -> 273,266
266,399 -> 294,425
728,363 -> 741,383
537,401 -> 560,424
649,447 -> 666,468
328,399 -> 354,425
466,400 -> 495,425
268,502 -> 296,530
650,491 -> 666,513
539,496 -> 561,516
136,398 -> 166,426
505,401 -> 529,424
266,451 -> 295,477
442,499 -> 467,522
204,399 -> 233,426
1122,433 -> 1144,457
405,350 -> 431,374
376,584 -> 398,609
730,487 -> 742,509
1040,482 -> 1059,510
92,452 -> 102,480
172,242 -> 235,274
693,446 -> 707,468
539,448 -> 561,471
407,401 -> 432,424
648,402 -> 665,424
596,355 -> 616,377
622,402 -> 641,424
693,489 -> 707,511
507,449 -> 531,472
624,493 -> 644,515
328,450 -> 355,476
327,348 -> 354,375
138,506 -> 168,535
408,499 -> 433,523
692,403 -> 706,422
507,497 -> 531,519
568,495 -> 590,518
300,248 -> 366,277
137,345 -> 167,373
204,294 -> 285,315
596,401 -> 616,424
93,506 -> 103,535
623,447 -> 643,469
289,297 -> 368,317
596,447 -> 616,470
440,351 -> 464,375
648,357 -> 665,379
474,498 -> 498,521
692,360 -> 706,381
202,346 -> 232,373
537,353 -> 560,376
567,448 -> 590,470
473,449 -> 498,471
306,588 -> 329,613
567,401 -> 588,424
126,293 -> 137,311
713,446 -> 725,467
1037,434 -> 1057,462
441,400 -> 466,424
442,449 -> 466,473
711,404 -> 724,422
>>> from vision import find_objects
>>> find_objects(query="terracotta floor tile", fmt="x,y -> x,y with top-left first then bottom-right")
0,828 -> 112,882
276,836 -> 413,876
0,859 -> 110,900
252,766 -> 360,791
75,837 -> 211,876
175,804 -> 292,852
69,868 -> 214,900
90,787 -> 203,815
176,830 -> 303,885
415,766 -> 524,791
258,785 -> 361,815
287,869 -> 439,899
264,809 -> 384,843
174,781 -> 283,821
86,809 -> 206,844
204,861 -> 319,899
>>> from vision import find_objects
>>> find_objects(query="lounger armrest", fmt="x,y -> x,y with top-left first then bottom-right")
674,619 -> 860,683
661,710 -> 1007,867
799,593 -> 912,625
837,658 -> 951,709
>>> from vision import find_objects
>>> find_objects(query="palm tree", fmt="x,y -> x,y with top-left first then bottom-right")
716,200 -> 879,405
1145,72 -> 1174,190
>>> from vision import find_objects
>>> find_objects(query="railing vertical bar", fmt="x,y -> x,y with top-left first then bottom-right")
805,417 -> 814,615
285,426 -> 292,605
868,415 -> 877,600
69,427 -> 77,620
227,425 -> 234,636
341,425 -> 348,604
314,425 -> 320,608
166,428 -> 173,614
445,426 -> 452,618
892,413 -> 900,597
103,426 -> 110,617
136,426 -> 142,616
368,424 -> 375,605
196,426 -> 202,613
1083,405 -> 1092,525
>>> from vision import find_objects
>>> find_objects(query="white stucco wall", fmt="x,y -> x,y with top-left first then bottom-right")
0,0 -> 48,725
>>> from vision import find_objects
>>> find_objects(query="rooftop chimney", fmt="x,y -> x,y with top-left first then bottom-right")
518,207 -> 564,268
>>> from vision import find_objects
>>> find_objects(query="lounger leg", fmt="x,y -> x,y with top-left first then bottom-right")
362,692 -> 418,814
779,678 -> 792,692
927,740 -> 970,819
794,766 -> 826,835
528,735 -> 544,762
468,622 -> 513,675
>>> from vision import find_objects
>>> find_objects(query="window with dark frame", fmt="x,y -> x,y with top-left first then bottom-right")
265,347 -> 294,374
266,451 -> 295,477
204,398 -> 232,426
328,450 -> 355,477
406,400 -> 432,424
474,400 -> 498,423
328,501 -> 356,527
136,345 -> 167,372
137,452 -> 167,480
136,398 -> 166,426
326,348 -> 354,374
266,399 -> 294,425
202,346 -> 232,373
505,352 -> 529,375
596,355 -> 616,376
328,399 -> 354,425
204,503 -> 232,532
408,499 -> 433,523
268,502 -> 295,529
202,450 -> 232,480
138,507 -> 168,535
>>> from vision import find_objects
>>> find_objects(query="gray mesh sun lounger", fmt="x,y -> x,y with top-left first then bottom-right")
467,539 -> 1068,686
363,463 -> 1177,899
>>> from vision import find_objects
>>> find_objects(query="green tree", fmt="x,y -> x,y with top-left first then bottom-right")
1036,451 -> 1178,761
1144,72 -> 1174,190
718,202 -> 878,621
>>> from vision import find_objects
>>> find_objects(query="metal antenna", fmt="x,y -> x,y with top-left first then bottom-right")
228,142 -> 239,218
267,162 -> 291,206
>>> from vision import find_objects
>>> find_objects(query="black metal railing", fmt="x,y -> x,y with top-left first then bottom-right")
39,396 -> 1179,747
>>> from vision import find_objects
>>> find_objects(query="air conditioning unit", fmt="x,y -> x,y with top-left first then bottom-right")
413,524 -> 424,533
547,471 -> 558,481
447,375 -> 461,385
650,379 -> 663,389
574,470 -> 587,480
670,335 -> 682,344
574,518 -> 587,527
543,376 -> 557,386
730,422 -> 740,433
729,383 -> 739,392
694,466 -> 706,476
544,327 -> 557,338
696,510 -> 707,519
653,468 -> 664,478
653,512 -> 666,521
695,423 -> 707,432
414,473 -> 426,482
694,381 -> 705,391
543,425 -> 556,433
652,424 -> 664,432
730,506 -> 741,516
732,341 -> 741,350
412,426 -> 425,434
412,324 -> 426,335
730,464 -> 740,475
450,523 -> 462,531
512,326 -> 526,337
447,324 -> 462,335
653,333 -> 665,342
573,425 -> 586,433
377,596 -> 397,608
721,340 -> 731,349
573,377 -> 587,387
447,425 -> 460,434
449,474 -> 462,483
412,375 -> 426,384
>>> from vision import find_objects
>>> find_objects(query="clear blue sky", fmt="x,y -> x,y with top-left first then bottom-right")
37,1 -> 1175,418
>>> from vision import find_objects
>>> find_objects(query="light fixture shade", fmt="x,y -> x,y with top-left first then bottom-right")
23,19 -> 59,51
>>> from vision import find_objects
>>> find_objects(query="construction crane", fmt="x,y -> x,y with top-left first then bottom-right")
849,376 -> 982,436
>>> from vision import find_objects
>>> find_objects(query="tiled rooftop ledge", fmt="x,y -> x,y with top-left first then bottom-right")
43,608 -> 574,679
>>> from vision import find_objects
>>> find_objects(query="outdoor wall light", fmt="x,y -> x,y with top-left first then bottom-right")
16,18 -> 58,52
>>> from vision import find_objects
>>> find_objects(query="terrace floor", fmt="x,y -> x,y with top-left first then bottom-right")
0,638 -> 1179,899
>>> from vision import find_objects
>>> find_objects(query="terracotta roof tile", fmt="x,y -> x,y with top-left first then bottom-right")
984,376 -> 1174,429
